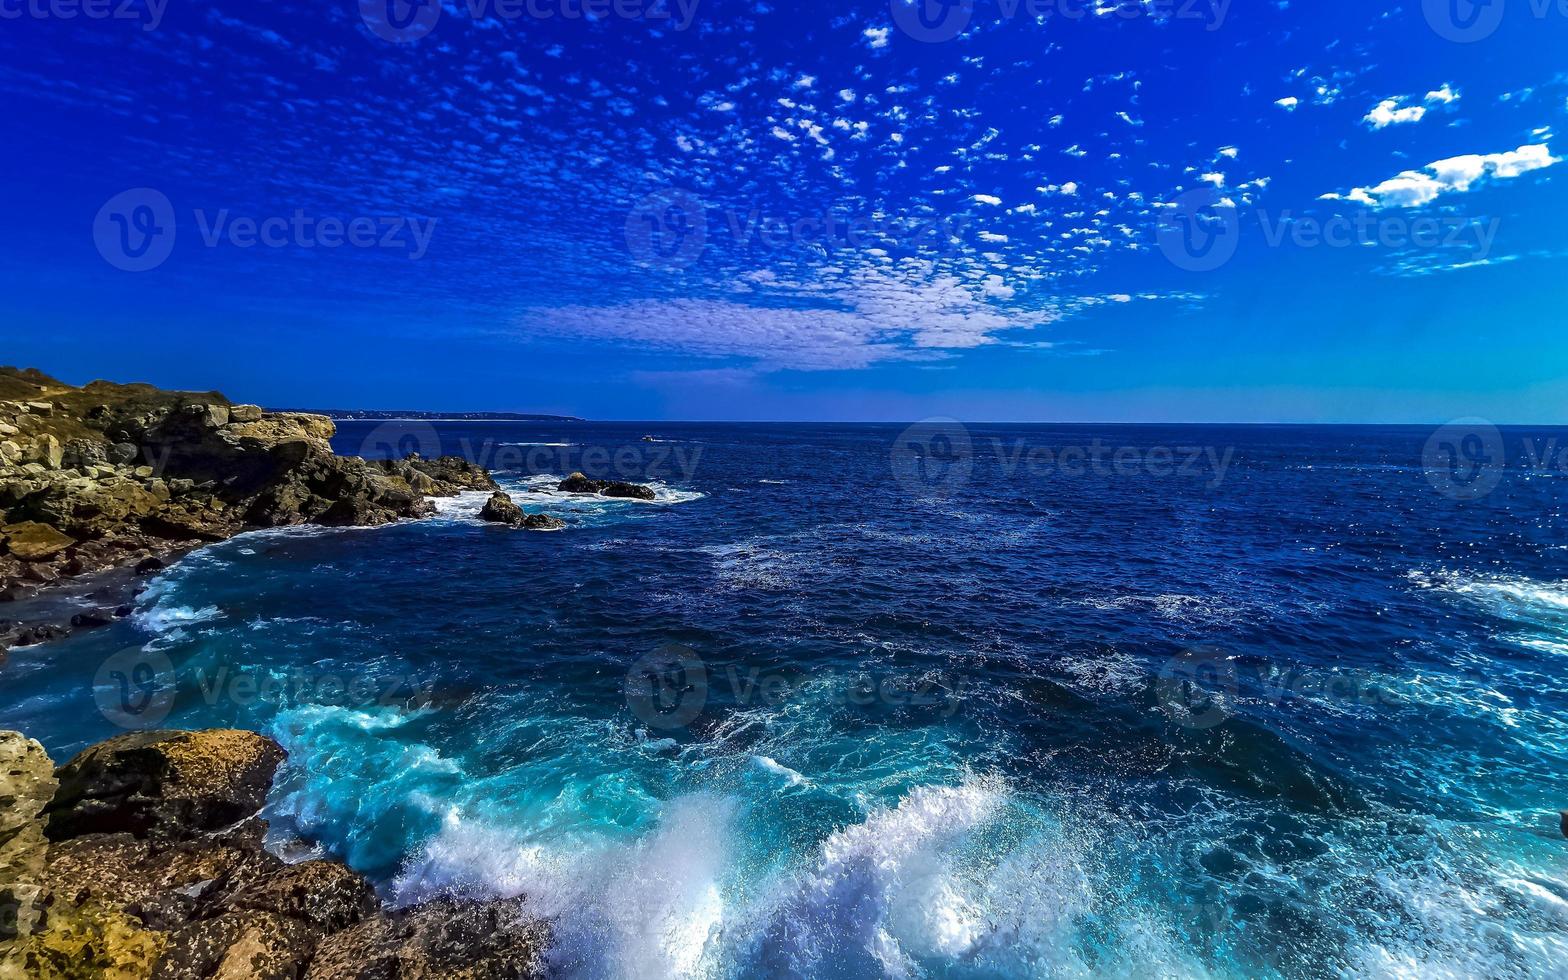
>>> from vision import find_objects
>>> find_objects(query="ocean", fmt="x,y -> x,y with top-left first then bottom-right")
4,420 -> 1567,978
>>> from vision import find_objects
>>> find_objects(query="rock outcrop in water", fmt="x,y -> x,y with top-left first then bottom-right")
0,727 -> 551,979
556,471 -> 656,501
0,367 -> 505,648
478,491 -> 566,531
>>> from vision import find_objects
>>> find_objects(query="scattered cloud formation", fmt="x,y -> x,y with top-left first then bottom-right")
1325,144 -> 1560,207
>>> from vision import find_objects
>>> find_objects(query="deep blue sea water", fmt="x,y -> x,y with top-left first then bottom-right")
5,421 -> 1568,977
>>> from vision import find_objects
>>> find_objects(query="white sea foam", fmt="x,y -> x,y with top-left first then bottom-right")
1410,569 -> 1568,625
394,794 -> 736,979
133,601 -> 222,636
750,755 -> 811,788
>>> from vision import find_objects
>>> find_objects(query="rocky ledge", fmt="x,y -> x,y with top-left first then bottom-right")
0,727 -> 551,979
0,367 -> 509,650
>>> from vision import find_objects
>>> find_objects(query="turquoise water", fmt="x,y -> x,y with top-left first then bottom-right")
5,422 -> 1568,977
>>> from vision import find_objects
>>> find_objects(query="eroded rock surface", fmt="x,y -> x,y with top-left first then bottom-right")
0,727 -> 552,979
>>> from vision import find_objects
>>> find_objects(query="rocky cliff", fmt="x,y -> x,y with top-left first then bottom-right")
0,728 -> 550,978
0,367 -> 499,649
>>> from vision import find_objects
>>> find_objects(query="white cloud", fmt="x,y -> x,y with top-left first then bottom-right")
517,264 -> 1060,371
1425,84 -> 1459,104
863,26 -> 890,49
973,193 -> 1003,206
1364,98 -> 1426,129
1275,97 -> 1299,111
1327,143 -> 1560,207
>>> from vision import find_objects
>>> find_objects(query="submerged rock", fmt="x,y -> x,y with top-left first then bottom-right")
557,471 -> 656,501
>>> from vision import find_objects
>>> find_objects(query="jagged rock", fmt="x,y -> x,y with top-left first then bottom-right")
8,477 -> 167,540
108,441 -> 140,465
155,910 -> 321,980
2,623 -> 69,647
227,404 -> 264,424
304,898 -> 551,980
182,403 -> 230,429
557,471 -> 656,501
2,894 -> 169,979
43,820 -> 282,922
478,492 -> 563,531
216,860 -> 377,933
27,434 -> 63,469
44,729 -> 286,842
1,522 -> 76,562
0,732 -> 55,888
62,438 -> 108,469
478,491 -> 525,525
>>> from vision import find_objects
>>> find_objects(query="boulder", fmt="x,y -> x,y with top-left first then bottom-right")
478,491 -> 525,525
1,522 -> 76,562
479,492 -> 563,531
27,434 -> 63,469
44,729 -> 286,842
183,403 -> 231,429
227,404 -> 264,424
304,898 -> 551,980
557,472 -> 656,501
522,513 -> 565,531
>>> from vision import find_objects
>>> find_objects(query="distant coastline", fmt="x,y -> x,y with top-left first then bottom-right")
283,409 -> 585,422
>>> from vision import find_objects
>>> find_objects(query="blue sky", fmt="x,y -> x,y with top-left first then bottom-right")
2,0 -> 1565,421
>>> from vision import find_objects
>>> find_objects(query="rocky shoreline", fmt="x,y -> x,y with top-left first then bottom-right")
0,727 -> 550,978
0,367 -> 537,653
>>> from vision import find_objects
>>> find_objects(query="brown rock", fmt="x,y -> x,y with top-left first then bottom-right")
154,910 -> 321,980
216,860 -> 377,933
45,729 -> 286,842
1,521 -> 76,562
304,898 -> 551,980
